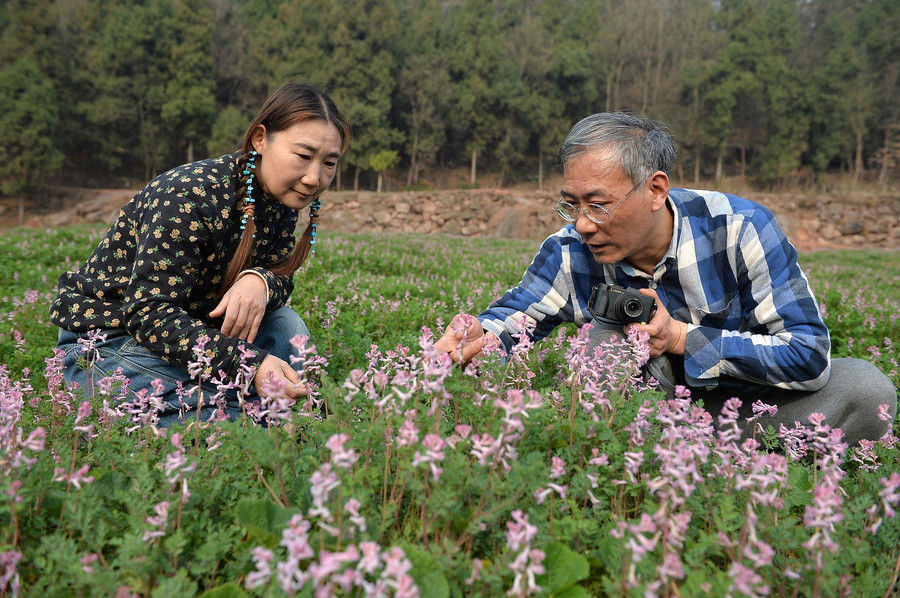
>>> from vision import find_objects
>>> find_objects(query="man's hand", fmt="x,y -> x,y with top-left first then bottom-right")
627,288 -> 687,358
434,313 -> 498,366
254,354 -> 307,399
209,273 -> 267,343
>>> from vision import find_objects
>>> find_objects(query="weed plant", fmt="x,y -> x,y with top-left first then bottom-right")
0,226 -> 898,597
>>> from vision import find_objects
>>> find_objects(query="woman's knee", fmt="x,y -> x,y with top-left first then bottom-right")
263,306 -> 310,339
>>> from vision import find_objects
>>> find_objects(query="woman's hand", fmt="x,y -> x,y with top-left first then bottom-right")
209,273 -> 268,343
254,354 -> 307,399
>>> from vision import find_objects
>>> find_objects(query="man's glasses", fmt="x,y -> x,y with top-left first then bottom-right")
553,179 -> 646,225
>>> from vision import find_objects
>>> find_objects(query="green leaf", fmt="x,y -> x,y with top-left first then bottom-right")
198,583 -> 248,598
535,542 -> 590,595
400,543 -> 451,598
553,586 -> 591,598
233,499 -> 298,549
785,464 -> 813,509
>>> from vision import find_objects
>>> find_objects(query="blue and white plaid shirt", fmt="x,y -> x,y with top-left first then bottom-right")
478,188 -> 831,391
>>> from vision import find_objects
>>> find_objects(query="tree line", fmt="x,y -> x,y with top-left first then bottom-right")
0,0 -> 897,201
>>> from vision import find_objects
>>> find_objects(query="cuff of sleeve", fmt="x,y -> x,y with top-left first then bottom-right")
238,268 -> 271,301
477,316 -> 513,354
683,324 -> 724,388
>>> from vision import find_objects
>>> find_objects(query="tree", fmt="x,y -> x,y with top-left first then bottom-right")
207,106 -> 250,157
77,0 -> 175,179
257,0 -> 403,190
446,0 -> 504,185
0,57 -> 63,221
369,149 -> 400,192
161,0 -> 217,163
396,0 -> 450,187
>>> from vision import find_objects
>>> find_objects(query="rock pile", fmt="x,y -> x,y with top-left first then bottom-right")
321,189 -> 899,250
19,187 -> 899,251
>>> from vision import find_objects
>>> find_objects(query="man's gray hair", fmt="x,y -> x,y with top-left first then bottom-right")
558,112 -> 676,184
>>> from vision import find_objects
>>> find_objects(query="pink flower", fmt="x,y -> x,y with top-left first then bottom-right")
81,553 -> 99,574
506,510 -> 538,552
879,472 -> 900,518
877,403 -> 893,422
396,418 -> 419,447
52,464 -> 95,490
0,551 -> 23,597
729,561 -> 769,597
281,515 -> 314,561
381,546 -> 413,579
308,464 -> 340,522
658,552 -> 685,580
411,434 -> 447,482
549,456 -> 565,479
326,433 -> 359,470
142,501 -> 170,542
748,400 -> 778,421
356,542 -> 382,575
588,449 -> 609,467
344,498 -> 366,534
245,547 -> 274,589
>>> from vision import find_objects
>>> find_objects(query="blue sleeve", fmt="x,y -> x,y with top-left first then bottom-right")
683,209 -> 831,390
477,230 -> 594,352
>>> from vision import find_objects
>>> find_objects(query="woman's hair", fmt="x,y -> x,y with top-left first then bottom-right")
557,112 -> 675,185
220,83 -> 351,296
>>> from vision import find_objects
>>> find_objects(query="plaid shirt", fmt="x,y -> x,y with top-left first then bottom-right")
479,188 -> 831,391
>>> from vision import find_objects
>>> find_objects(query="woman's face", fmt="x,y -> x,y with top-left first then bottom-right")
251,119 -> 343,210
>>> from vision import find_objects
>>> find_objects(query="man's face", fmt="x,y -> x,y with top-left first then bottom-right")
561,150 -> 659,268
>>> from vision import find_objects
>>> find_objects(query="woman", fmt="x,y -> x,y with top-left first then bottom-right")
50,83 -> 351,426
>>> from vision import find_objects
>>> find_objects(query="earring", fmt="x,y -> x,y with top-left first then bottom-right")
240,150 -> 258,237
310,198 -> 321,255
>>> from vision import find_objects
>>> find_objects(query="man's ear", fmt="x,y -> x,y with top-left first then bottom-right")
250,124 -> 268,154
647,170 -> 670,211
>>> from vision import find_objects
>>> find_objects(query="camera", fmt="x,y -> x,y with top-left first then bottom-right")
588,283 -> 657,325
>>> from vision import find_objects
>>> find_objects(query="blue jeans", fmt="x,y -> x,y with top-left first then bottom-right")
57,306 -> 311,427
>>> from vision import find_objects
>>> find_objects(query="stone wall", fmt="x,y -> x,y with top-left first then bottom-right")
22,187 -> 900,251
320,189 -> 900,250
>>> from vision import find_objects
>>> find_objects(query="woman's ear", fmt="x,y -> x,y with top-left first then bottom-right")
250,124 -> 268,154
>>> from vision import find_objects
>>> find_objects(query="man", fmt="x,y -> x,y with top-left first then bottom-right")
435,112 -> 895,446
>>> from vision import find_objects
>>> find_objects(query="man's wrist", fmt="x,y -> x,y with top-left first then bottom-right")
668,321 -> 688,356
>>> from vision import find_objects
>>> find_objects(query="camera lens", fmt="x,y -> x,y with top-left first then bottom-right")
622,298 -> 644,318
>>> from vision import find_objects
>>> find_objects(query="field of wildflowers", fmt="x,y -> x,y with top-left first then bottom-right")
1,225 -> 898,597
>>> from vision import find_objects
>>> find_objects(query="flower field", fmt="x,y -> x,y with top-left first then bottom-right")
1,225 -> 898,597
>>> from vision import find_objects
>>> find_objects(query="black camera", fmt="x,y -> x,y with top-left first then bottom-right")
588,283 -> 657,325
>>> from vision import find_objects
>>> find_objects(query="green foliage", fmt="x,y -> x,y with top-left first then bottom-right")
207,106 -> 250,157
368,150 -> 400,174
0,56 -> 63,197
2,0 -> 899,193
0,220 -> 898,596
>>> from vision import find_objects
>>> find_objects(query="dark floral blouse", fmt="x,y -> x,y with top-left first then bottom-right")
50,154 -> 299,376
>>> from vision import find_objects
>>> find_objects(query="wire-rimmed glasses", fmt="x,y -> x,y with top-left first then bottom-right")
552,178 -> 646,225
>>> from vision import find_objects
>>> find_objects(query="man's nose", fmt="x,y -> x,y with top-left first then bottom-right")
574,211 -> 598,236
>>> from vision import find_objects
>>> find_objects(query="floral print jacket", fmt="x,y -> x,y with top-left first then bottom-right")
50,154 -> 299,376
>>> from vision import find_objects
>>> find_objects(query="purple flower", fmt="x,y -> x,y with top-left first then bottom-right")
549,456 -> 565,479
245,547 -> 274,589
0,550 -> 22,597
326,433 -> 359,470
142,500 -> 170,542
728,561 -> 769,597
